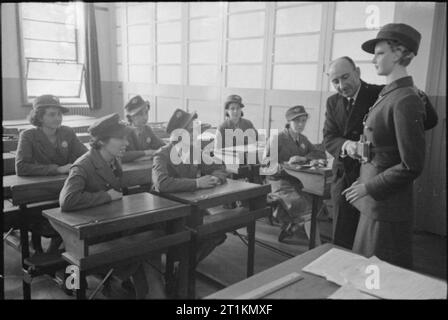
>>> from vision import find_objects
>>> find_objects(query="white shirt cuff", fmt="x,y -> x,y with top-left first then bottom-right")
340,140 -> 351,158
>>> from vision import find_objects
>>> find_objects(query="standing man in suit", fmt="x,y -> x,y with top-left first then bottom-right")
323,56 -> 438,250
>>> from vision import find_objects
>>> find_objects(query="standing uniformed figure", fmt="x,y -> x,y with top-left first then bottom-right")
15,94 -> 88,253
214,95 -> 258,150
152,109 -> 228,263
263,106 -> 326,242
343,23 -> 427,269
122,95 -> 165,163
59,113 -> 166,299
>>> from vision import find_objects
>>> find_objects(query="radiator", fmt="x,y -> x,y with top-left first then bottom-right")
65,105 -> 93,116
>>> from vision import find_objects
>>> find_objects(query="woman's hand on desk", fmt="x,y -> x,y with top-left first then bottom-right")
342,180 -> 367,203
288,156 -> 307,165
107,189 -> 123,201
197,175 -> 219,189
56,163 -> 72,174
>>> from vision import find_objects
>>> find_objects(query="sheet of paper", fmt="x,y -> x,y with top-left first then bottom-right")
328,284 -> 378,299
340,256 -> 447,299
302,248 -> 369,286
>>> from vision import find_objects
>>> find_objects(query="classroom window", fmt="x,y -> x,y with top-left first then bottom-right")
19,2 -> 87,103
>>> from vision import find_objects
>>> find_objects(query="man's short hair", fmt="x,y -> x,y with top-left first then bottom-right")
330,56 -> 357,71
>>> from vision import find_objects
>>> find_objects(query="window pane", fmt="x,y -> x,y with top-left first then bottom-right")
157,3 -> 181,21
227,65 -> 262,89
21,3 -> 74,24
129,65 -> 152,83
116,27 -> 122,45
129,45 -> 152,64
276,2 -> 313,7
229,2 -> 265,13
276,4 -> 322,34
27,61 -> 82,80
22,20 -> 75,42
117,64 -> 123,81
115,7 -> 124,27
156,97 -> 182,121
242,104 -> 263,129
189,18 -> 219,41
128,25 -> 151,44
27,79 -> 80,97
357,62 -> 384,86
228,12 -> 265,38
157,66 -> 181,85
157,44 -> 181,64
332,30 -> 378,61
188,99 -> 219,124
127,4 -> 151,24
228,39 -> 263,63
117,46 -> 122,63
272,64 -> 318,90
189,42 -> 219,64
335,2 -> 395,30
189,65 -> 218,86
157,21 -> 181,42
274,34 -> 319,62
190,2 -> 220,17
24,40 -> 76,60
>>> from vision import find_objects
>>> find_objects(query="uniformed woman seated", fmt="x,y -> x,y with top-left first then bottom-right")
15,94 -> 88,254
263,106 -> 326,242
214,94 -> 258,150
152,109 -> 228,264
59,113 -> 166,299
121,95 -> 165,163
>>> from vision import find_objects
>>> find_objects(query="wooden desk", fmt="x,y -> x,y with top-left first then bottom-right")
3,159 -> 153,204
3,152 -> 16,175
283,163 -> 332,249
3,116 -> 97,135
159,179 -> 271,298
206,243 -> 340,299
43,193 -> 191,299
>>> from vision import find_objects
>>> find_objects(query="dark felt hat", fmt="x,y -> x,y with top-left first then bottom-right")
224,94 -> 245,110
166,109 -> 198,134
88,113 -> 127,139
33,95 -> 69,113
361,23 -> 421,55
124,95 -> 150,116
285,105 -> 309,121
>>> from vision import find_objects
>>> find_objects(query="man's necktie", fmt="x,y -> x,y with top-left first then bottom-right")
346,98 -> 354,114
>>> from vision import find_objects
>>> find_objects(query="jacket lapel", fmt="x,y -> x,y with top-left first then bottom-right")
344,81 -> 370,137
90,149 -> 122,190
35,128 -> 59,160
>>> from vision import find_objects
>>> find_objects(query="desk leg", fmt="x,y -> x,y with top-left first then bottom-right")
309,195 -> 320,250
246,221 -> 255,277
19,205 -> 31,300
187,233 -> 197,299
76,271 -> 87,300
177,242 -> 189,299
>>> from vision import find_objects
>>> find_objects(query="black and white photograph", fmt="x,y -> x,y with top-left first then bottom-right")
1,1 -> 446,303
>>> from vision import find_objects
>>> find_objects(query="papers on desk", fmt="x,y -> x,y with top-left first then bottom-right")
329,284 -> 378,299
134,155 -> 154,162
303,248 -> 447,299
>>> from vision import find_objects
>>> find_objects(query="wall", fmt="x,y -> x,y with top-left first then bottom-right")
1,3 -> 124,120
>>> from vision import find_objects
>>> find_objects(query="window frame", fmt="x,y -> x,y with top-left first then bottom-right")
16,2 -> 88,106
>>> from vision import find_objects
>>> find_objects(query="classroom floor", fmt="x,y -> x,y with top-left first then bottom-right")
3,216 -> 446,299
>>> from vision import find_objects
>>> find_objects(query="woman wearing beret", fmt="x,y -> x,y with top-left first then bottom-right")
343,23 -> 427,269
59,113 -> 166,299
15,94 -> 88,253
121,95 -> 165,163
214,95 -> 258,150
263,106 -> 326,242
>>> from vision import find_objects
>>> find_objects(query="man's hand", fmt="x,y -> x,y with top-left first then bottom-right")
342,141 -> 360,160
107,189 -> 123,201
196,175 -> 219,189
288,155 -> 308,164
56,163 -> 72,174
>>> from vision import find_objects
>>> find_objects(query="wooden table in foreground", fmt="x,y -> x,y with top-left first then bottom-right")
206,243 -> 340,299
158,179 -> 271,298
43,193 -> 191,299
283,163 -> 332,249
